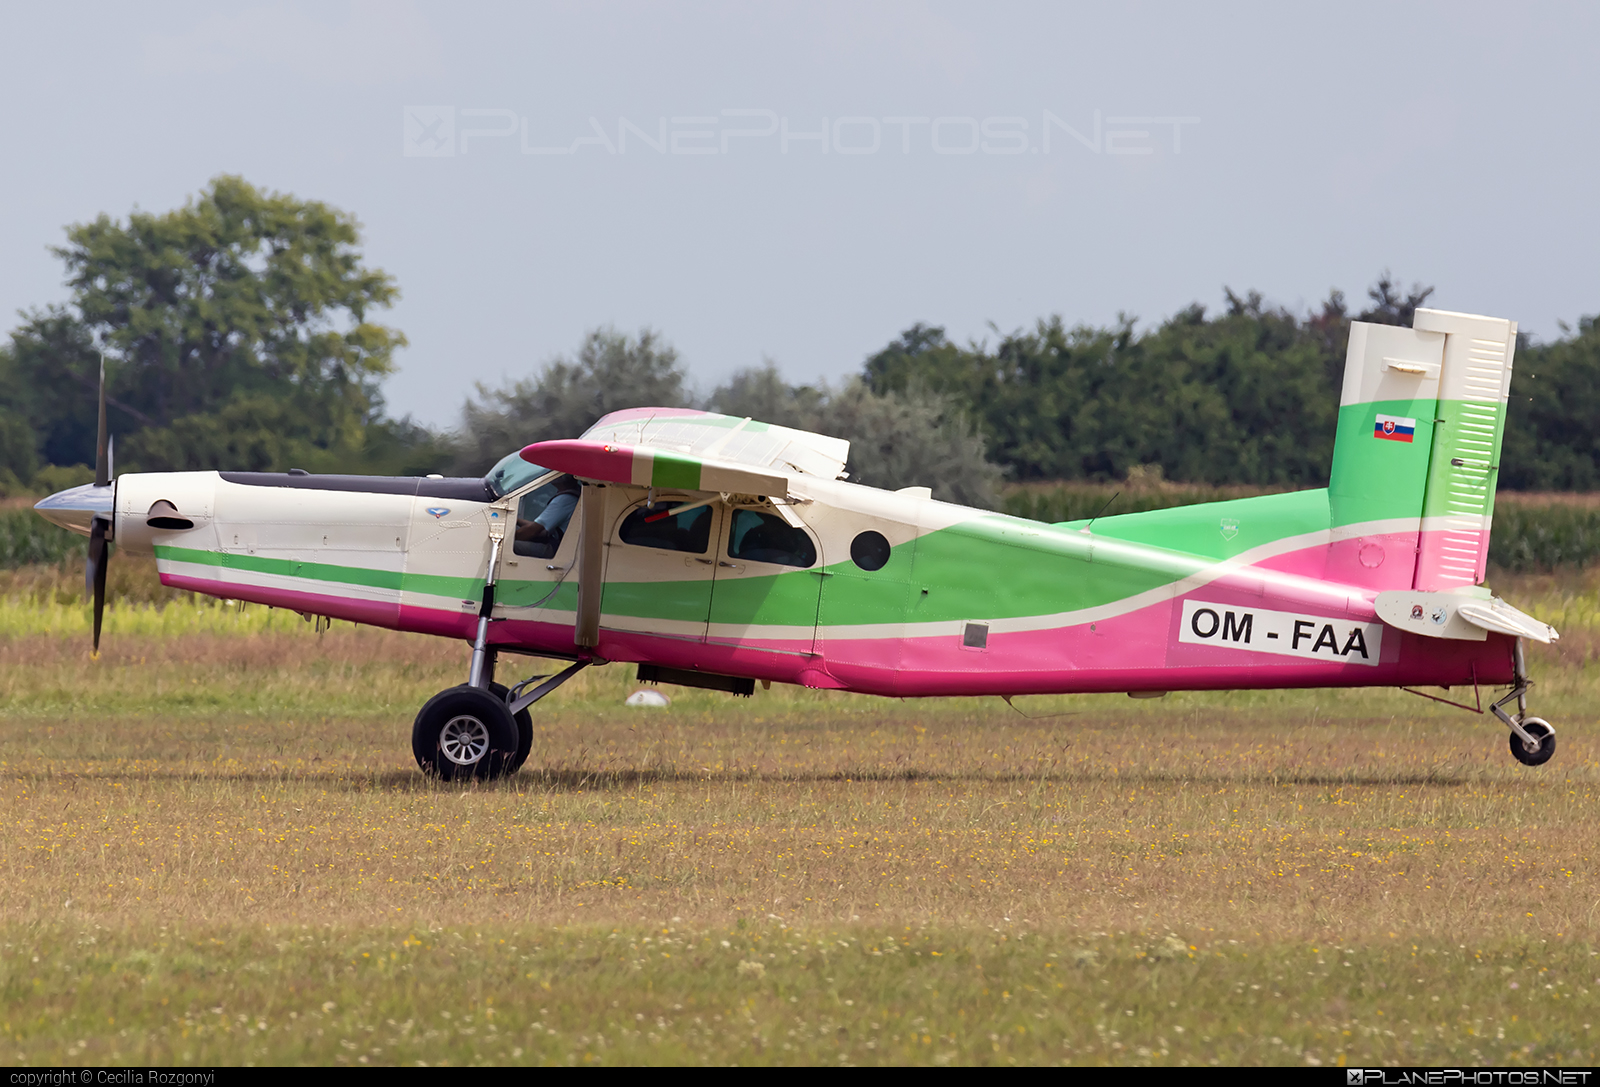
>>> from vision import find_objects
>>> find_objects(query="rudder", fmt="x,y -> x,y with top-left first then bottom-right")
1411,308 -> 1517,590
1326,307 -> 1516,592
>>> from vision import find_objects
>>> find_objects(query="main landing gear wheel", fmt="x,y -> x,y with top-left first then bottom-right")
1509,717 -> 1556,767
488,681 -> 534,773
412,685 -> 518,781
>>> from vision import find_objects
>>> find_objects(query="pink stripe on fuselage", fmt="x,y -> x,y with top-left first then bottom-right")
160,573 -> 404,629
164,527 -> 1517,698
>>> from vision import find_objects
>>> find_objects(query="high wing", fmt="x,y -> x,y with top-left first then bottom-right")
521,438 -> 791,498
574,408 -> 850,481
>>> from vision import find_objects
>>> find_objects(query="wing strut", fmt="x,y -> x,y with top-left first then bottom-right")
575,483 -> 606,647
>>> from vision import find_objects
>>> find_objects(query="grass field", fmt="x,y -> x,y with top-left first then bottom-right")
1,561 -> 1599,1065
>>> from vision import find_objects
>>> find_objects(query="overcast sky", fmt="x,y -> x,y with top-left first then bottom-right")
2,2 -> 1596,427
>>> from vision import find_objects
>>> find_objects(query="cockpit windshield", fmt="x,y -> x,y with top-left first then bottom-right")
486,451 -> 552,497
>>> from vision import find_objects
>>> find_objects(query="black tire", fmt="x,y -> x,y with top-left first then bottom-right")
489,681 -> 534,773
1509,717 -> 1556,767
412,685 -> 519,781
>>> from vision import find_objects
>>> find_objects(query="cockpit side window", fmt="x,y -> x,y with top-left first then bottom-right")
514,475 -> 580,558
487,452 -> 550,497
618,501 -> 713,554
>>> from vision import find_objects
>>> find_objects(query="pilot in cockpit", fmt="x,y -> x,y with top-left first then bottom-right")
514,474 -> 580,558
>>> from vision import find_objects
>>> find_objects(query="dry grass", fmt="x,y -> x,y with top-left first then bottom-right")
2,634 -> 1597,937
1497,492 -> 1600,509
2,569 -> 1599,1064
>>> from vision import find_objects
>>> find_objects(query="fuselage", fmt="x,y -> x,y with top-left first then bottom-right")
54,466 -> 1517,698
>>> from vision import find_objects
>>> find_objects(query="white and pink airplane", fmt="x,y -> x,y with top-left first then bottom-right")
37,307 -> 1558,779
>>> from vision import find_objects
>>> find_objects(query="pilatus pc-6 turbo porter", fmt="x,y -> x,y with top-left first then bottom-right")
37,307 -> 1560,778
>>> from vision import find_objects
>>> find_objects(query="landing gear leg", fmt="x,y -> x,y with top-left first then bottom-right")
468,505 -> 510,689
1490,638 -> 1556,767
495,659 -> 592,774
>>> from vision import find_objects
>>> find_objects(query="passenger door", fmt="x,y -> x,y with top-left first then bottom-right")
599,494 -> 725,642
707,505 -> 824,657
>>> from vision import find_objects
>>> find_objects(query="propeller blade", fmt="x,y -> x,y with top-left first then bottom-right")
95,354 -> 110,488
88,516 -> 109,657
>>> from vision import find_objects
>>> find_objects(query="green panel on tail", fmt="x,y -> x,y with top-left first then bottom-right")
1328,398 -> 1437,528
1420,398 -> 1506,522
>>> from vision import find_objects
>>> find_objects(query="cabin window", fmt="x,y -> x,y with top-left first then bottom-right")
618,501 -> 714,554
849,530 -> 891,571
727,508 -> 817,568
513,475 -> 580,558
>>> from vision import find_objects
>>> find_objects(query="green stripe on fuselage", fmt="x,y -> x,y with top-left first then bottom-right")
155,545 -> 406,591
156,544 -> 480,601
1060,488 -> 1331,563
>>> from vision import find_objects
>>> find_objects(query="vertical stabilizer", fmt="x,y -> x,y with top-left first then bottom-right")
1325,308 -> 1517,593
1410,308 -> 1517,590
1326,320 -> 1446,588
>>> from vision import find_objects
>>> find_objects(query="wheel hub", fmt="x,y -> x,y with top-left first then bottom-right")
439,714 -> 491,765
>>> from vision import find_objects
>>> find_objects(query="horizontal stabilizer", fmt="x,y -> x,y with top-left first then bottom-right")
522,439 -> 789,497
1375,589 -> 1557,644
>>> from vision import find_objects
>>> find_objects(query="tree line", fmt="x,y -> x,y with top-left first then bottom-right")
2,177 -> 1596,509
863,285 -> 1600,492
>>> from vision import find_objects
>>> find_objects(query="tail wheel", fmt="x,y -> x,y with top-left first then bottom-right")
1509,717 -> 1556,767
412,685 -> 519,781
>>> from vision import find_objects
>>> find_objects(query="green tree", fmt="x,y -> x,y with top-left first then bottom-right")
0,410 -> 39,496
0,307 -> 104,470
1503,316 -> 1600,490
711,363 -> 1000,508
3,175 -> 407,472
863,281 -> 1382,486
455,328 -> 692,474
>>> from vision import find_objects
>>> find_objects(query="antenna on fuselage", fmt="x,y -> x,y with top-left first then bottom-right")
1081,490 -> 1120,534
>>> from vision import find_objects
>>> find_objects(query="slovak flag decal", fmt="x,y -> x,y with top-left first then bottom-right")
1373,414 -> 1416,443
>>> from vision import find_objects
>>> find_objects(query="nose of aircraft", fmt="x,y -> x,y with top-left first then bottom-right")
34,482 -> 114,537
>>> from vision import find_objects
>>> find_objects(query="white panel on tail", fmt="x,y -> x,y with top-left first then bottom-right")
1339,323 -> 1444,407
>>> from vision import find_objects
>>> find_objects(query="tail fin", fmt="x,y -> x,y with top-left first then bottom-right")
1328,307 -> 1517,591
